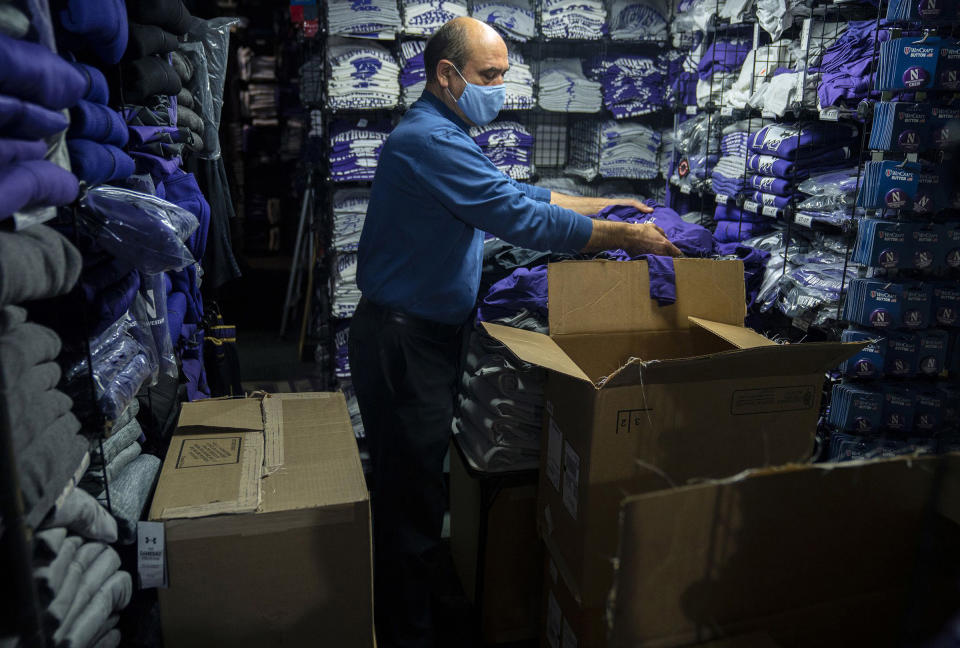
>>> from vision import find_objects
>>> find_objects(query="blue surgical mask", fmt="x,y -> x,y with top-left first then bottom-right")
446,64 -> 505,126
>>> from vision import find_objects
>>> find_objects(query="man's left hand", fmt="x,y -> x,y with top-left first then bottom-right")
609,198 -> 654,214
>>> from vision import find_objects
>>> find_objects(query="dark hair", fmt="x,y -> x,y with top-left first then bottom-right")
424,20 -> 471,84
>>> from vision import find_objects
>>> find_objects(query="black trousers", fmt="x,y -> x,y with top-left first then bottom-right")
348,299 -> 466,648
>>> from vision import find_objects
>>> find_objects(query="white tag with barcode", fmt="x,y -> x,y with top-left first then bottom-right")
137,521 -> 168,589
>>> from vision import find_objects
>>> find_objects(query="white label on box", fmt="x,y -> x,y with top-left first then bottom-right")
794,213 -> 814,227
562,442 -> 580,520
547,418 -> 563,492
562,618 -> 579,648
547,592 -> 562,648
549,559 -> 559,585
137,521 -> 167,589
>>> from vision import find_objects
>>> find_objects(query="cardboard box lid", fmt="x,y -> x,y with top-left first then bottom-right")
149,393 -> 367,522
608,454 -> 960,648
548,259 -> 747,336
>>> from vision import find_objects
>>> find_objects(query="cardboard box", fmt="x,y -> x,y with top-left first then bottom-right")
542,553 -> 605,648
149,393 -> 373,647
608,454 -> 960,648
450,440 -> 542,644
484,259 -> 861,610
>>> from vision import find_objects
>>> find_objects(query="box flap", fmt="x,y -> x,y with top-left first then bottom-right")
548,259 -> 746,336
175,397 -> 264,434
689,317 -> 776,349
602,340 -> 862,389
481,322 -> 591,384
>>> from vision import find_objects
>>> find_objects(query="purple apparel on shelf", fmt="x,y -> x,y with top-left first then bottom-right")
67,140 -> 135,186
70,62 -> 110,104
68,100 -> 129,147
749,174 -> 793,196
0,138 -> 48,166
714,203 -> 775,224
0,95 -> 70,139
0,32 -> 87,110
748,122 -> 859,160
817,20 -> 892,107
697,39 -> 751,80
0,160 -> 79,221
747,148 -> 854,179
714,219 -> 775,243
753,191 -> 796,209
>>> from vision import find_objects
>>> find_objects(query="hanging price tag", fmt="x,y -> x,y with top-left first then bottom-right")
743,200 -> 760,213
794,213 -> 814,227
819,108 -> 840,121
762,205 -> 779,218
137,521 -> 168,589
685,105 -> 697,115
680,184 -> 692,194
715,194 -> 729,204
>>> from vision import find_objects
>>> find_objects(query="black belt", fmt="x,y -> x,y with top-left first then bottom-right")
356,297 -> 464,340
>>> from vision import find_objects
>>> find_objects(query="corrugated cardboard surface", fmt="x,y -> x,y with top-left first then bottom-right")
153,393 -> 373,647
609,454 -> 960,648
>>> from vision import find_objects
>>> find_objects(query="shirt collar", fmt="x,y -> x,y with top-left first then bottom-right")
417,90 -> 470,133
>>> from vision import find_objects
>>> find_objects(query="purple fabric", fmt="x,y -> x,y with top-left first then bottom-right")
598,203 -> 715,257
714,203 -> 773,224
478,266 -> 548,323
714,219 -> 775,243
0,160 -> 79,220
747,147 -> 854,179
88,271 -> 141,337
0,32 -> 86,110
646,255 -> 677,306
0,95 -> 69,139
715,242 -> 771,308
748,122 -> 860,160
817,20 -> 889,107
70,63 -> 109,104
697,40 -> 751,80
68,100 -> 129,147
749,174 -> 792,196
753,191 -> 796,210
58,0 -> 129,65
0,138 -> 47,165
67,139 -> 135,185
127,124 -> 184,146
130,150 -> 182,183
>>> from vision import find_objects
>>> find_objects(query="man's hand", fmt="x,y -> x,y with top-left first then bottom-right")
582,220 -> 682,257
607,197 -> 654,214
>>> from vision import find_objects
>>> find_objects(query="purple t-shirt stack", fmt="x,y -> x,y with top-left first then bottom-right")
586,55 -> 665,118
329,118 -> 393,182
747,121 -> 860,182
816,20 -> 890,108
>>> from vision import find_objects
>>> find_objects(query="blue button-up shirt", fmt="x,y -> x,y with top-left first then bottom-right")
357,92 -> 594,325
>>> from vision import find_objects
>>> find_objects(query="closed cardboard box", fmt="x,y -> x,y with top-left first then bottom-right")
149,393 -> 373,647
608,454 -> 960,648
484,259 -> 861,613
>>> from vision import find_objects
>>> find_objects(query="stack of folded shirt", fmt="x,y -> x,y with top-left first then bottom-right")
587,55 -> 665,118
696,37 -> 751,108
710,120 -> 757,197
541,0 -> 607,39
66,64 -> 133,186
473,0 -> 536,42
0,32 -> 84,224
471,121 -> 535,180
793,167 -> 861,227
747,121 -> 860,185
659,127 -> 675,179
329,119 -> 393,182
328,0 -> 401,39
401,0 -> 468,36
503,50 -> 534,110
0,226 -> 87,531
609,0 -> 669,41
713,204 -> 776,242
661,48 -> 697,107
817,19 -> 883,109
327,39 -> 400,110
538,59 -> 602,112
399,40 -> 427,108
333,253 -> 361,318
567,120 -> 660,180
333,323 -> 365,441
724,40 -> 793,112
332,188 -> 369,252
453,320 -> 547,472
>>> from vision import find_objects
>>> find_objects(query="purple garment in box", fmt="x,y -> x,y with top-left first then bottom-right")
599,203 -> 715,257
68,101 -> 129,147
478,266 -> 548,323
0,160 -> 79,220
0,95 -> 69,139
0,138 -> 47,165
749,174 -> 792,196
714,219 -> 775,243
749,122 -> 860,160
0,32 -> 86,110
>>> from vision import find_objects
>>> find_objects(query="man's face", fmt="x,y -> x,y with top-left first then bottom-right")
439,28 -> 509,123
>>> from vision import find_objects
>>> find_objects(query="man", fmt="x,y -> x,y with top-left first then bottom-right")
349,16 -> 681,648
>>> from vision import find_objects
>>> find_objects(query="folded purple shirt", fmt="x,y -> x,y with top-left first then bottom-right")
68,100 -> 129,147
714,219 -> 774,243
0,138 -> 48,166
0,160 -> 79,220
67,139 -> 135,186
749,174 -> 793,196
747,147 -> 854,179
70,62 -> 110,104
0,32 -> 86,109
0,94 -> 69,139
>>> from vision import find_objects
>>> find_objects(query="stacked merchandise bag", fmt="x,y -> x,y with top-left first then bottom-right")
538,58 -> 603,113
399,40 -> 427,108
567,120 -> 661,181
541,0 -> 607,39
793,167 -> 861,228
609,0 -> 669,41
327,0 -> 401,39
401,0 -> 468,36
587,54 -> 666,118
503,50 -> 534,110
327,38 -> 400,110
471,121 -> 535,180
329,118 -> 393,182
473,0 -> 536,42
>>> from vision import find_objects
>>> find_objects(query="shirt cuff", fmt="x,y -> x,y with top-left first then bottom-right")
568,213 -> 594,251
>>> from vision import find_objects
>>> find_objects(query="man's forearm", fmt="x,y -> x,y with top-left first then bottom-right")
581,219 -> 627,252
550,192 -> 615,216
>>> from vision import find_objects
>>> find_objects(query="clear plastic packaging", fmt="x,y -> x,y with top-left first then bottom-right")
186,17 -> 240,159
797,169 -> 860,196
177,41 -> 217,156
80,185 -> 198,274
133,273 -> 178,380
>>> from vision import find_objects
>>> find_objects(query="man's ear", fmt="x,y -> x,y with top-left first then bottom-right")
437,59 -> 455,88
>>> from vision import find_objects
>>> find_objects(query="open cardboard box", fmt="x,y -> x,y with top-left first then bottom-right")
608,454 -> 960,648
483,259 -> 863,614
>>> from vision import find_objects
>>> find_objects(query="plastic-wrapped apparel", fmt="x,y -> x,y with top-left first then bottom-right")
79,185 -> 199,274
